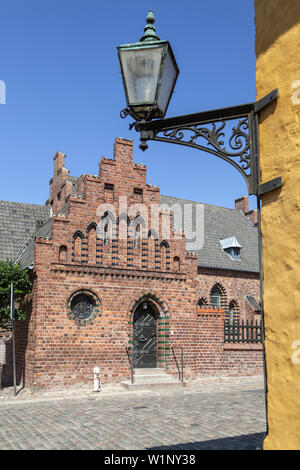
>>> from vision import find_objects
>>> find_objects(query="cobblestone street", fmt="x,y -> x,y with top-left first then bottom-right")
0,378 -> 266,450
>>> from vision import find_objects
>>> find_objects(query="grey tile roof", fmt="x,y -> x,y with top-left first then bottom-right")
159,195 -> 259,273
0,200 -> 51,263
15,218 -> 52,269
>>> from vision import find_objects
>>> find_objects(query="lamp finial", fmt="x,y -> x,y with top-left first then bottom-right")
140,10 -> 160,42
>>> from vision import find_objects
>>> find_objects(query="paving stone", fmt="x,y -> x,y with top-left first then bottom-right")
0,384 -> 266,450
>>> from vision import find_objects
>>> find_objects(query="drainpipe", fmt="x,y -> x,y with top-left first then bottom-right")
10,282 -> 16,397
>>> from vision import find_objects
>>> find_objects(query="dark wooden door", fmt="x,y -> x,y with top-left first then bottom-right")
133,303 -> 157,368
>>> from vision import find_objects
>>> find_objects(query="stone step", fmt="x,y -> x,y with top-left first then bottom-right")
132,374 -> 180,384
132,368 -> 181,383
133,368 -> 165,375
121,380 -> 186,392
121,368 -> 186,391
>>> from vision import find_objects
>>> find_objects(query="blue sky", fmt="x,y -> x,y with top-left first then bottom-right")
0,0 -> 256,209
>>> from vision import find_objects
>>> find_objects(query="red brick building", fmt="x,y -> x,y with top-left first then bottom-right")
0,137 -> 263,389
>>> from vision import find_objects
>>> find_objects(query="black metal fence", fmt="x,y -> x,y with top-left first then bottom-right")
224,319 -> 263,343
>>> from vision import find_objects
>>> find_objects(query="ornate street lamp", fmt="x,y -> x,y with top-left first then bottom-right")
118,10 -> 282,408
117,10 -> 283,407
117,10 -> 179,122
117,10 -> 282,198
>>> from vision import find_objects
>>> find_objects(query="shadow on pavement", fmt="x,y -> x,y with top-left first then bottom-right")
147,432 -> 265,450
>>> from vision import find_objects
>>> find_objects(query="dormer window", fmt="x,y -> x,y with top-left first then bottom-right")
224,247 -> 240,260
220,236 -> 242,261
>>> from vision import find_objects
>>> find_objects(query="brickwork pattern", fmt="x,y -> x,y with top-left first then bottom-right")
8,138 -> 262,388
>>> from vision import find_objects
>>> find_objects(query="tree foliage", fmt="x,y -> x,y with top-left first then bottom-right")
0,261 -> 32,326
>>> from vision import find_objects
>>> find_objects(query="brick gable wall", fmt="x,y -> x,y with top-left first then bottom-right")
3,138 -> 263,389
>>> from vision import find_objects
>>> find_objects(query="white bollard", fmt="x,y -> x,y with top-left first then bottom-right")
93,366 -> 100,392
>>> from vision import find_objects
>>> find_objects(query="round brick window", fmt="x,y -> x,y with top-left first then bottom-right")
71,294 -> 95,320
67,291 -> 100,325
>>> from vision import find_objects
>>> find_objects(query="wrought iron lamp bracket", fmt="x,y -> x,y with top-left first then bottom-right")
122,89 -> 281,197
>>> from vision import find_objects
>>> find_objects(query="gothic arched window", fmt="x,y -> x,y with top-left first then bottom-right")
211,286 -> 221,309
134,224 -> 141,249
104,222 -> 109,246
228,300 -> 240,324
210,283 -> 227,309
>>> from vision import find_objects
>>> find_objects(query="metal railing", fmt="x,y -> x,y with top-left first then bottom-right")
127,346 -> 184,384
126,346 -> 134,384
171,346 -> 184,382
224,319 -> 263,344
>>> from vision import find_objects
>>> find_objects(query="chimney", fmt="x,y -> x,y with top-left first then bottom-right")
235,196 -> 258,227
245,210 -> 258,227
235,196 -> 249,214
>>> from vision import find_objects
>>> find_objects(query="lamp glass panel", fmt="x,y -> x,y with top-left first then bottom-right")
119,46 -> 163,105
157,49 -> 178,115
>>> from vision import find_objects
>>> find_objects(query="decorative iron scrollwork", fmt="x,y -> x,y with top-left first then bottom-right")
120,105 -> 159,130
137,111 -> 258,193
160,118 -> 251,174
139,334 -> 147,343
121,89 -> 280,196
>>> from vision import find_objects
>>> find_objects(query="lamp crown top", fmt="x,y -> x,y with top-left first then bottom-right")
140,10 -> 160,42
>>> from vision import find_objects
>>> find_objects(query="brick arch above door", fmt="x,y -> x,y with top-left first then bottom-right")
127,291 -> 169,319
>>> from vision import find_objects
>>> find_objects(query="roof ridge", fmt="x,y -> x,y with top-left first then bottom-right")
0,200 -> 49,209
159,194 -> 238,212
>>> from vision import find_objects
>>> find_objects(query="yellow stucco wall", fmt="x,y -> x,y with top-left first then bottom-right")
255,0 -> 300,450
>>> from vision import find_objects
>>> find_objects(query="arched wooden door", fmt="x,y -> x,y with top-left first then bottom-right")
132,302 -> 157,368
